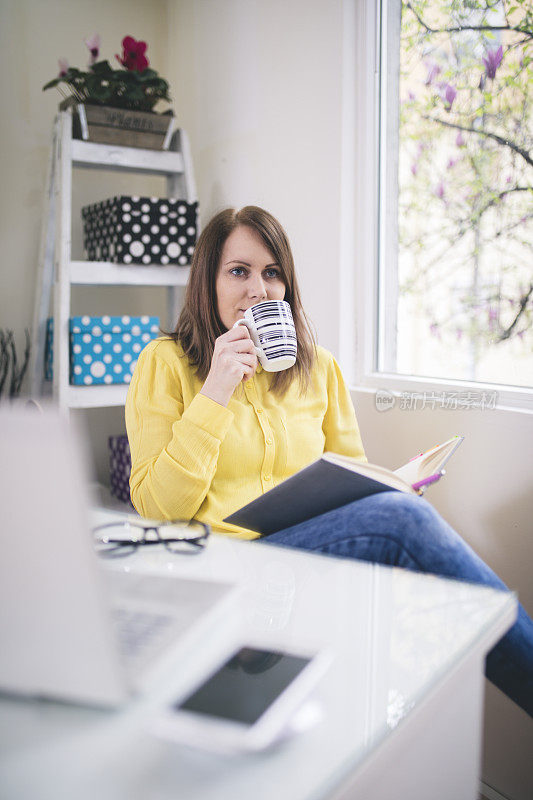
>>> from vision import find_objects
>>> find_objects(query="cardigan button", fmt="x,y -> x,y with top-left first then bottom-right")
263,474 -> 271,481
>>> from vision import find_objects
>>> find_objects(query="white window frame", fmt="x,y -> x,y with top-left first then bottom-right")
341,0 -> 533,412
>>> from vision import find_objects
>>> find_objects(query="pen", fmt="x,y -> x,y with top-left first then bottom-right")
412,471 -> 444,492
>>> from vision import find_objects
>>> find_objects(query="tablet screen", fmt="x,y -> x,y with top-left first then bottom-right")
176,647 -> 311,725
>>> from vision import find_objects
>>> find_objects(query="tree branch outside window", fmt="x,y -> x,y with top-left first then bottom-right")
394,0 -> 532,385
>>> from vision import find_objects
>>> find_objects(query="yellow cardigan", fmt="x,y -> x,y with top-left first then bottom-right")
125,338 -> 366,539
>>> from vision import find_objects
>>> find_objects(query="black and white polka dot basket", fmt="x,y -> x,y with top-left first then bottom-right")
81,196 -> 198,265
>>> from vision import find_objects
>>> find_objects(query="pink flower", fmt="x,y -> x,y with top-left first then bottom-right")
408,90 -> 416,101
456,131 -> 465,147
424,61 -> 441,85
483,45 -> 503,80
411,163 -> 418,176
447,157 -> 457,169
438,82 -> 457,111
116,35 -> 149,72
435,181 -> 445,199
85,33 -> 101,65
58,58 -> 69,77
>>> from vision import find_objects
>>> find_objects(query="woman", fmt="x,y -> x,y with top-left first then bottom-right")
126,205 -> 533,716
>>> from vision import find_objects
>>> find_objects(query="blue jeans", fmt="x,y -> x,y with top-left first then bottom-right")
263,492 -> 533,717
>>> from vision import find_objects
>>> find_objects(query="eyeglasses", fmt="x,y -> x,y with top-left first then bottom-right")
92,519 -> 211,558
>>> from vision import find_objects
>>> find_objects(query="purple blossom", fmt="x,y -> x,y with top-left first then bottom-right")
424,60 -> 441,85
435,181 -> 445,199
447,157 -> 458,170
483,45 -> 503,80
439,82 -> 457,111
456,131 -> 466,147
429,323 -> 439,337
85,33 -> 101,65
408,90 -> 416,101
58,58 -> 69,77
505,175 -> 512,184
411,162 -> 418,176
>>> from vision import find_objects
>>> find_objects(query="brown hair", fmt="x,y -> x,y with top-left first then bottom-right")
170,206 -> 316,395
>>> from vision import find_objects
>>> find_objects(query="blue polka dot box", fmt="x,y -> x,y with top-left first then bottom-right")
45,315 -> 160,386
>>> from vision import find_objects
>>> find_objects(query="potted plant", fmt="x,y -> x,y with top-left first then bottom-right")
43,35 -> 174,150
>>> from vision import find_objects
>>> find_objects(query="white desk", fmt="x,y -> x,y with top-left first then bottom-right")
0,510 -> 517,800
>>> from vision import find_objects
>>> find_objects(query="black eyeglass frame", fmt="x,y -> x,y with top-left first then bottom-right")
92,519 -> 211,558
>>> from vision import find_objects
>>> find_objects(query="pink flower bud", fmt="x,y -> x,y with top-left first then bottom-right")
482,45 -> 503,80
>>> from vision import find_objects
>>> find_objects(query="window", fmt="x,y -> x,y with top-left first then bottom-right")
352,0 -> 532,406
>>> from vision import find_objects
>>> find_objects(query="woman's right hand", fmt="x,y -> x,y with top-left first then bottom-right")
200,326 -> 258,406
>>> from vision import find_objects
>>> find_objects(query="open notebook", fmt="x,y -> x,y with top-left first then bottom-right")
224,436 -> 464,536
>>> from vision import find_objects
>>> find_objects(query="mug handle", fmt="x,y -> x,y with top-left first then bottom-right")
232,320 -> 263,358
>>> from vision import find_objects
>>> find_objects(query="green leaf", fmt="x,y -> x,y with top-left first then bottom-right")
43,78 -> 60,90
138,68 -> 158,80
91,60 -> 114,75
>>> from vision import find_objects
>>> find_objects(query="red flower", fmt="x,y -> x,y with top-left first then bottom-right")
116,35 -> 149,72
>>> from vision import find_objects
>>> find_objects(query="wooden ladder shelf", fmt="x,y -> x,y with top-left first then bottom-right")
29,109 -> 197,410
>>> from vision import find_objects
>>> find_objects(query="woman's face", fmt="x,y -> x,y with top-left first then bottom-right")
215,225 -> 286,330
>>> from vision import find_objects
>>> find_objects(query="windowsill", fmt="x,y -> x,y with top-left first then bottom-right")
351,373 -> 533,415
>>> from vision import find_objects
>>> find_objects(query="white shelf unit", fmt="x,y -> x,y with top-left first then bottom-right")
70,261 -> 190,286
29,110 -> 197,410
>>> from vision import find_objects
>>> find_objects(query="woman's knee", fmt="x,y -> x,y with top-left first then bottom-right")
355,491 -> 452,548
360,490 -> 439,526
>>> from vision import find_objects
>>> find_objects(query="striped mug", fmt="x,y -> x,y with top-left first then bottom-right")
232,300 -> 297,372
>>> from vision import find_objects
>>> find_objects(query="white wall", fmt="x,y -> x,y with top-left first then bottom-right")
0,0 -> 172,476
167,0 -> 344,354
352,391 -> 533,799
1,0 -> 531,796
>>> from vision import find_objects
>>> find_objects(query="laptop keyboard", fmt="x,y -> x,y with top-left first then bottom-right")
111,606 -> 177,661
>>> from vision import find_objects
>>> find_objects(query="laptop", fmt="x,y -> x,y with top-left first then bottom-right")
0,403 -> 239,707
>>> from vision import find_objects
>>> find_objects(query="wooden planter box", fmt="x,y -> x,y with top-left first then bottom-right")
60,100 -> 174,150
